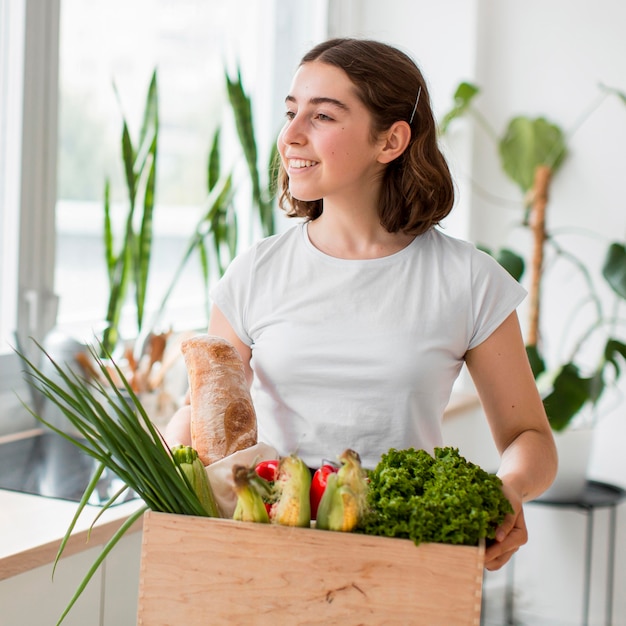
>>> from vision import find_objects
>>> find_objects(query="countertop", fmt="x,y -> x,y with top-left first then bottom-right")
0,489 -> 144,581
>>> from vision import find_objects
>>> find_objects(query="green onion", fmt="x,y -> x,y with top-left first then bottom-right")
16,339 -> 218,624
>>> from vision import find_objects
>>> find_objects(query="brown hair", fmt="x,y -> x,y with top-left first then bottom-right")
277,38 -> 455,235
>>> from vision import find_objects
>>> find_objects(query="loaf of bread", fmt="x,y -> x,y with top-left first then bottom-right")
181,335 -> 257,466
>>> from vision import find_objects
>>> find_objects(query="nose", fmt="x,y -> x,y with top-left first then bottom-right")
280,114 -> 306,147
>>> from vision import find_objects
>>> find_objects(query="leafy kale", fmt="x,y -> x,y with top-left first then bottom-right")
357,447 -> 513,546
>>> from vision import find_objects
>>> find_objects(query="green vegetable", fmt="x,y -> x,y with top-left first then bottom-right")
357,447 -> 513,546
172,445 -> 220,517
16,341 -> 220,624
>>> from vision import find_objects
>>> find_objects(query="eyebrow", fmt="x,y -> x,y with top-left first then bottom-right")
285,95 -> 350,110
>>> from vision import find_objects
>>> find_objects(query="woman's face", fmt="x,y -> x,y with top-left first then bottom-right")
277,61 -> 387,204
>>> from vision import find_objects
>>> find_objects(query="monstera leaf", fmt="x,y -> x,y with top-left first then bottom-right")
479,245 -> 525,281
542,363 -> 594,431
498,117 -> 567,193
602,242 -> 626,300
439,82 -> 480,134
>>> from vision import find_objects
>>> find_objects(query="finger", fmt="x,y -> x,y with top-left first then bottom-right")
495,512 -> 517,542
485,546 -> 519,571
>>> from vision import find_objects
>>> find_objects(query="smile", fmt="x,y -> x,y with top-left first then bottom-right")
289,159 -> 318,169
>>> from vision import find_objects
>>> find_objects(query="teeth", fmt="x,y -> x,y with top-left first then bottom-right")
290,159 -> 317,168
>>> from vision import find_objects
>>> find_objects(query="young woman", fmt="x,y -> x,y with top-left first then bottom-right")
167,38 -> 557,570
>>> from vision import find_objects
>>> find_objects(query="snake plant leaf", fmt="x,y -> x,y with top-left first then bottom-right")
439,82 -> 480,134
120,120 -> 137,201
136,70 -> 158,169
103,179 -> 114,281
102,70 -> 159,354
226,67 -> 275,236
226,68 -> 259,193
498,117 -> 567,193
267,141 -> 280,200
133,72 -> 159,333
602,242 -> 626,300
135,136 -> 157,330
150,174 -> 235,329
208,126 -> 221,191
542,363 -> 592,431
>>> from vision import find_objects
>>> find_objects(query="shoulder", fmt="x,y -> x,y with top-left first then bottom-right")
420,229 -> 520,291
226,223 -> 303,272
421,228 -> 492,264
253,222 -> 303,258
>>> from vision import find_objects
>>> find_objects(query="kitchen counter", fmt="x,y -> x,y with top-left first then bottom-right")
0,489 -> 144,580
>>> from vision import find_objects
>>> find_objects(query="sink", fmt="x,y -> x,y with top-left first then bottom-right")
3,329 -> 140,506
0,429 -> 137,506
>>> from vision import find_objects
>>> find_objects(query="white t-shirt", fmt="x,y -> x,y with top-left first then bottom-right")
210,221 -> 526,469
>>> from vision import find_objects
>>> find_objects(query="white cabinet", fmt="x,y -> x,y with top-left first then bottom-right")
0,530 -> 142,625
102,530 -> 142,625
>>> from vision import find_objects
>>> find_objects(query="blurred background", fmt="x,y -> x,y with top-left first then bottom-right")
1,1 -> 625,624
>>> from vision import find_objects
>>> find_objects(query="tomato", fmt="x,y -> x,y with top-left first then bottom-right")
310,464 -> 338,520
255,459 -> 279,513
255,459 -> 279,482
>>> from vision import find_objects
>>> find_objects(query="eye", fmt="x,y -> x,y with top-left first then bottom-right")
284,110 -> 296,120
315,113 -> 334,122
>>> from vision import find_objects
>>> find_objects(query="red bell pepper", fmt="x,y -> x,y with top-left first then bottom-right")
310,464 -> 338,519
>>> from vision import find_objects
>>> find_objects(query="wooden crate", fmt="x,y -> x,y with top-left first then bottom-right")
137,510 -> 484,625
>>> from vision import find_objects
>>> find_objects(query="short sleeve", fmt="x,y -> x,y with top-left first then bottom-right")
209,245 -> 257,347
468,249 -> 527,349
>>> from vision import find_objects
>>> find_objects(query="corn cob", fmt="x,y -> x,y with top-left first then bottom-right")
270,454 -> 311,527
315,449 -> 368,532
232,464 -> 271,523
171,445 -> 220,517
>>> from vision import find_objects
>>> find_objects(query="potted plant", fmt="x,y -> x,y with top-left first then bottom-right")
441,83 -> 626,497
101,66 -> 277,353
42,67 -> 277,424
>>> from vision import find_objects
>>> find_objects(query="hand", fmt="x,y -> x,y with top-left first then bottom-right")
163,404 -> 192,448
484,483 -> 527,571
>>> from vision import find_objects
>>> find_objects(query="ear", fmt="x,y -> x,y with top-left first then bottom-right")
377,121 -> 411,164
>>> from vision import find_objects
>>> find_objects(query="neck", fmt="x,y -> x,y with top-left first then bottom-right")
306,212 -> 414,260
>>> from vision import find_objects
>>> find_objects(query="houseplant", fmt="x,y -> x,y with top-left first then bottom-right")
101,66 -> 277,360
441,83 -> 626,496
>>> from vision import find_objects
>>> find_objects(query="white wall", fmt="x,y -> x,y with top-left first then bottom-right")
329,1 -> 626,624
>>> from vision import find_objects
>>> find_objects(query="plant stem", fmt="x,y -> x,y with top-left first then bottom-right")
527,165 -> 552,346
470,107 -> 499,143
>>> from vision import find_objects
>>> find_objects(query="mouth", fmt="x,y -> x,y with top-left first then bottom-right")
288,159 -> 319,170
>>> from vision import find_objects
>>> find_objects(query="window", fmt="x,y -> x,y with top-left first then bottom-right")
55,0 -> 278,342
0,0 -> 329,429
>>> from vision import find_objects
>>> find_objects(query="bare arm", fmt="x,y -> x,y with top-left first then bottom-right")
163,305 -> 253,447
465,311 -> 557,570
207,305 -> 253,385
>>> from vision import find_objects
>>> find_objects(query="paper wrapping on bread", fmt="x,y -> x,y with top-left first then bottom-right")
181,335 -> 258,466
205,442 -> 278,517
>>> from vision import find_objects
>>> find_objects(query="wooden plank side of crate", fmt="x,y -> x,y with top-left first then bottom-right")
137,510 -> 484,626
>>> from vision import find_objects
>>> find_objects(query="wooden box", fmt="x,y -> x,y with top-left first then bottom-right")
137,510 -> 484,625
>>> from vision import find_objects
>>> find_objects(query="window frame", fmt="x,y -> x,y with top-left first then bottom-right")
1,0 -> 60,367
